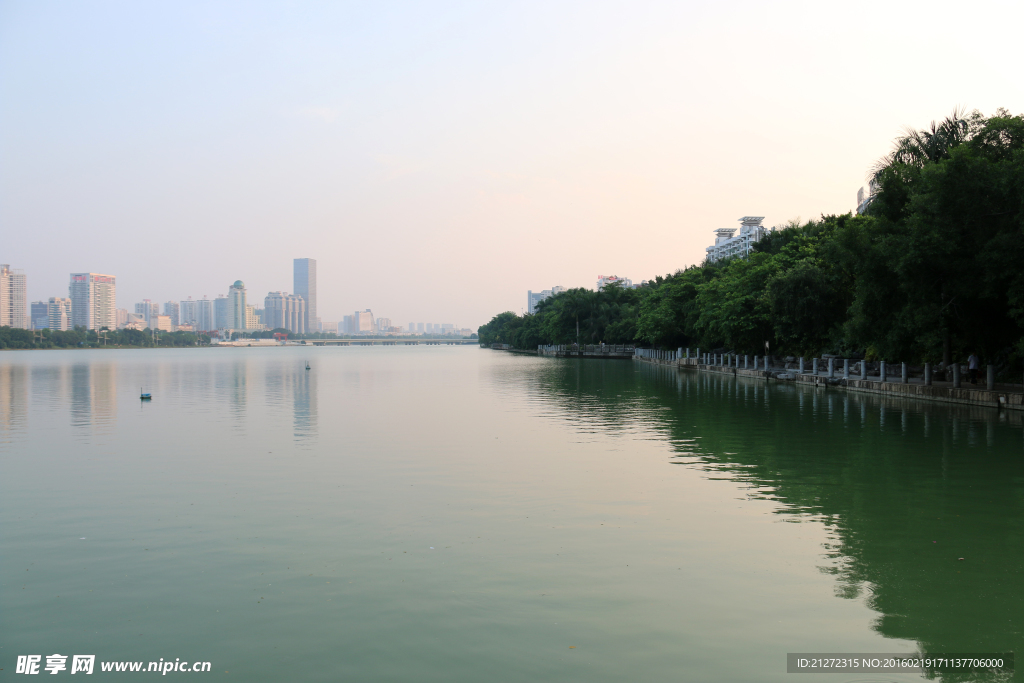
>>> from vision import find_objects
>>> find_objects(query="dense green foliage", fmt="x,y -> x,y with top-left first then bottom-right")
0,326 -> 209,349
480,109 -> 1024,371
478,283 -> 641,349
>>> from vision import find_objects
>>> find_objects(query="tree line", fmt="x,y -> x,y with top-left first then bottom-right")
479,109 -> 1024,376
0,326 -> 210,349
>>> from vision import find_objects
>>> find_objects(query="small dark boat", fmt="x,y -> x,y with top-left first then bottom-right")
140,387 -> 152,400
305,361 -> 310,370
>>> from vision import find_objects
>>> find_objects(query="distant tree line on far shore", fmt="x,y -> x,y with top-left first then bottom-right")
479,108 -> 1024,378
230,329 -> 478,340
0,326 -> 209,349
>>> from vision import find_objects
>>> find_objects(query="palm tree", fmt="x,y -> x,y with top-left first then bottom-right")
870,107 -> 970,183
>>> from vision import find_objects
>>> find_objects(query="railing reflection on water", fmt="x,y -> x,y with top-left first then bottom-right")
511,357 -> 1024,677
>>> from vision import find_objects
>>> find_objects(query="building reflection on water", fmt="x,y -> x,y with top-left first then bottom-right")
0,363 -> 28,441
215,357 -> 317,442
292,365 -> 317,440
69,362 -> 117,433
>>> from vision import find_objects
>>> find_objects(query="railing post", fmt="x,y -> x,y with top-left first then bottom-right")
812,358 -> 818,376
952,363 -> 961,388
745,355 -> 749,369
843,359 -> 849,379
902,362 -> 908,384
924,362 -> 932,386
880,361 -> 886,383
987,364 -> 995,391
828,358 -> 835,379
799,357 -> 805,374
860,360 -> 867,380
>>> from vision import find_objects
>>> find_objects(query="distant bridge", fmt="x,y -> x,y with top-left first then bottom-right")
307,338 -> 478,346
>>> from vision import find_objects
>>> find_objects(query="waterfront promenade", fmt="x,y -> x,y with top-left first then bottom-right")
634,353 -> 1024,412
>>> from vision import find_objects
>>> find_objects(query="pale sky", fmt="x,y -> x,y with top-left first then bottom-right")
1,0 -> 1021,329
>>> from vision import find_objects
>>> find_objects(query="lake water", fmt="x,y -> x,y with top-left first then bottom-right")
2,347 -> 1021,682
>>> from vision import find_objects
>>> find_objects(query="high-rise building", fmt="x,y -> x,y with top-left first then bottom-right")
163,301 -> 180,328
376,317 -> 392,333
195,297 -> 214,332
150,315 -> 173,332
31,301 -> 49,329
293,258 -> 317,333
135,299 -> 158,323
179,298 -> 197,328
704,217 -> 766,263
527,285 -> 565,314
48,298 -> 72,331
0,264 -> 28,329
417,322 -> 424,333
408,322 -> 415,334
342,315 -> 354,335
596,275 -> 632,291
354,309 -> 374,334
227,281 -> 246,329
214,295 -> 229,330
264,292 -> 305,333
116,308 -> 129,328
244,304 -> 262,330
69,273 -> 116,330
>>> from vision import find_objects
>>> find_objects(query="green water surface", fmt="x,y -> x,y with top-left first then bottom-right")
1,347 -> 1021,682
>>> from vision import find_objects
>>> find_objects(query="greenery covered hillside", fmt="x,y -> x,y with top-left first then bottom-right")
479,109 -> 1024,372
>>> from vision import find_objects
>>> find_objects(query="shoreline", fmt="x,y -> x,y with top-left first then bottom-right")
635,355 -> 1024,412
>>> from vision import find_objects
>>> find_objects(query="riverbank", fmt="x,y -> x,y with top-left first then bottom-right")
634,355 -> 1024,412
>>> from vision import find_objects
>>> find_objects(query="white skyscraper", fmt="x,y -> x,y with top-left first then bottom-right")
179,298 -> 197,327
69,273 -> 117,330
527,285 -> 566,314
0,264 -> 28,328
354,309 -> 374,333
135,299 -> 158,323
704,216 -> 766,263
195,297 -> 215,332
227,281 -> 246,330
596,275 -> 632,291
264,292 -> 305,333
48,297 -> 72,331
163,301 -> 180,328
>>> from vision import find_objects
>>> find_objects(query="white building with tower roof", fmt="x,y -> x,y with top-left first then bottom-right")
705,216 -> 766,263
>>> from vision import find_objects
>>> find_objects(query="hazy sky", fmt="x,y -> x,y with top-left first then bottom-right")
2,0 -> 1021,329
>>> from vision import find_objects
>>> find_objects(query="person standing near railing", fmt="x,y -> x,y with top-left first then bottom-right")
968,352 -> 980,385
